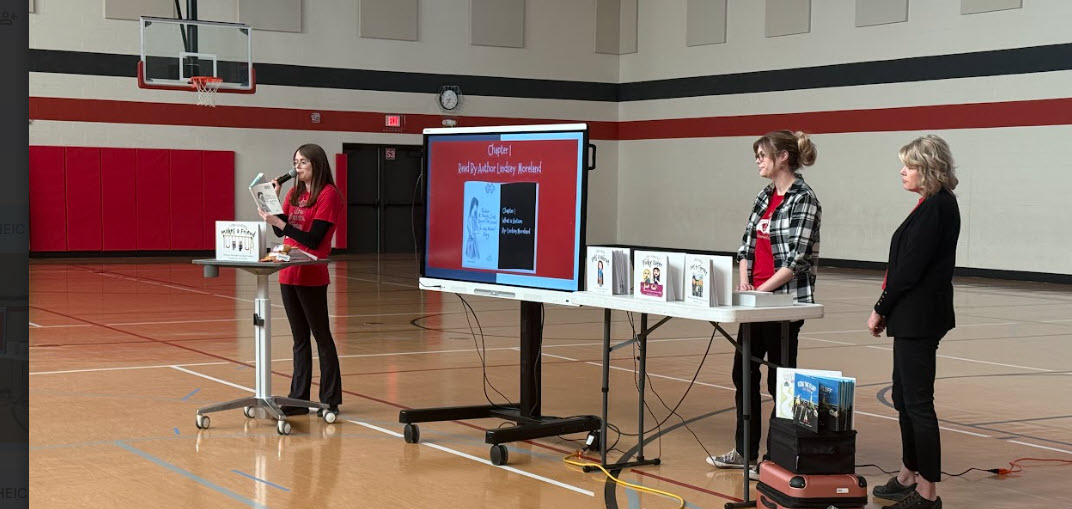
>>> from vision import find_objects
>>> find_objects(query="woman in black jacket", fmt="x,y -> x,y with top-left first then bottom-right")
868,135 -> 960,509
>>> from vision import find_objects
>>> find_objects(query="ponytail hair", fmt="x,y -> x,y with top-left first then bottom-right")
753,130 -> 817,171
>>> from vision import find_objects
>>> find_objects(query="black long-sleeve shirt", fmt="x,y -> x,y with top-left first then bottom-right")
272,214 -> 333,250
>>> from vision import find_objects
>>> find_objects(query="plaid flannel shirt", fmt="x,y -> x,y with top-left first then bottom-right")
736,175 -> 821,304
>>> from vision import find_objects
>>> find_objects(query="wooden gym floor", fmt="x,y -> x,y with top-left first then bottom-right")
29,255 -> 1072,508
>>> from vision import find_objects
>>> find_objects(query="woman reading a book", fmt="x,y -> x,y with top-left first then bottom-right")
258,143 -> 344,417
708,130 -> 821,471
867,135 -> 960,509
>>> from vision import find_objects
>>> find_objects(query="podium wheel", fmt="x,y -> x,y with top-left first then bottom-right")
323,411 -> 337,424
277,420 -> 292,435
243,406 -> 255,419
195,414 -> 210,429
490,444 -> 508,466
403,424 -> 420,444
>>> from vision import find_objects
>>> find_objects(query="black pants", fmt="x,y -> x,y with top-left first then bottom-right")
892,336 -> 942,483
732,320 -> 803,459
280,284 -> 342,406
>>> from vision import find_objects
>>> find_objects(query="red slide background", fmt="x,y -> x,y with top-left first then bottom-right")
426,138 -> 579,279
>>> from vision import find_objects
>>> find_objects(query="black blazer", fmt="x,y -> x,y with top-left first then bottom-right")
875,189 -> 961,338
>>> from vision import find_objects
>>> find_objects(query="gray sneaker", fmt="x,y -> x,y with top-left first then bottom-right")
873,476 -> 918,501
705,449 -> 757,469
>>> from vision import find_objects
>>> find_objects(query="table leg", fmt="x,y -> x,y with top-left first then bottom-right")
600,308 -> 611,465
726,323 -> 757,508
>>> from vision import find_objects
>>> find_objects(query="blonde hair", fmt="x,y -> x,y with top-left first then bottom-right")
899,135 -> 958,197
753,130 -> 817,171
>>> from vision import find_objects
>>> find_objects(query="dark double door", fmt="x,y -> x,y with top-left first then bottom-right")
343,144 -> 424,254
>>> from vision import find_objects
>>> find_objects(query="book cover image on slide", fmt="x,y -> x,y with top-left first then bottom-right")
462,181 -> 538,272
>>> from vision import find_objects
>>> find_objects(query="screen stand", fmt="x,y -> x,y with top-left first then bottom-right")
398,300 -> 601,465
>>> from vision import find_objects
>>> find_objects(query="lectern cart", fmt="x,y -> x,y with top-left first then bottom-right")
398,278 -> 602,465
192,258 -> 336,435
570,292 -> 823,509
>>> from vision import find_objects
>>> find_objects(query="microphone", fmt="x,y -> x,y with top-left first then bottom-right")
275,169 -> 297,185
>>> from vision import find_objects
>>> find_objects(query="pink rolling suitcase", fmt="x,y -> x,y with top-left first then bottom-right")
755,461 -> 868,509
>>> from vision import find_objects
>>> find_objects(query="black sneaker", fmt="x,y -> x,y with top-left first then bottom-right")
281,406 -> 310,416
873,476 -> 917,501
887,491 -> 942,509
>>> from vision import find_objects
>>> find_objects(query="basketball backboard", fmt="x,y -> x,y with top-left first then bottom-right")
138,16 -> 255,93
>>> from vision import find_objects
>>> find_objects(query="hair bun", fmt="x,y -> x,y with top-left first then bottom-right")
795,131 -> 817,167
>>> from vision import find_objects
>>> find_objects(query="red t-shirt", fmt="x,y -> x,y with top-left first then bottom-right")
751,192 -> 785,287
279,184 -> 342,286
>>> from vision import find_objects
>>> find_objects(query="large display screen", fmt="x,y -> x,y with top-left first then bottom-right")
421,124 -> 590,291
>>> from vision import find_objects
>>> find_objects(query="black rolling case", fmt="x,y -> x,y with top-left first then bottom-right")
767,417 -> 856,475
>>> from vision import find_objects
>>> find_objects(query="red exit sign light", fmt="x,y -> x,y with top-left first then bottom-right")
385,114 -> 402,128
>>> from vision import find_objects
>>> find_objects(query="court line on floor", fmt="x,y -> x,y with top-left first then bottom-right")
349,419 -> 594,497
116,440 -> 269,509
168,364 -> 595,498
231,469 -> 291,492
865,345 -> 1054,372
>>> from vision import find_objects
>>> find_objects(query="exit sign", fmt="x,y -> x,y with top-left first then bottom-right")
385,114 -> 402,128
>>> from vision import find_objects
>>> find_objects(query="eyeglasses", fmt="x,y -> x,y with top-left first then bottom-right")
293,159 -> 310,167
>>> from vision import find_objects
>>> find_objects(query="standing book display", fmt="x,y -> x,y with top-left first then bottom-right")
683,253 -> 733,307
633,250 -> 684,301
215,221 -> 266,262
586,246 -> 631,295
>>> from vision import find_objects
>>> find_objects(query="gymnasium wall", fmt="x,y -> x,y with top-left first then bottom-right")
28,0 -> 622,245
614,1 -> 1072,275
27,1 -> 1072,276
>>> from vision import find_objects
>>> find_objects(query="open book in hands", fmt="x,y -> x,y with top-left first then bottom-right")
249,173 -> 284,216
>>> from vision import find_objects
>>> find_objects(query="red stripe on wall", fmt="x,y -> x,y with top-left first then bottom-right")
29,97 -> 620,139
617,98 -> 1072,139
30,96 -> 1072,140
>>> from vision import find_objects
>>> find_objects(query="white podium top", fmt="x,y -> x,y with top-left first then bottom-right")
569,291 -> 823,323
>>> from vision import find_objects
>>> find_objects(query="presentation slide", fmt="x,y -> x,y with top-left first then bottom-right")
422,127 -> 587,291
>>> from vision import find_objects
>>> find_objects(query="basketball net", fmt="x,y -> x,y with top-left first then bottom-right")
191,76 -> 223,107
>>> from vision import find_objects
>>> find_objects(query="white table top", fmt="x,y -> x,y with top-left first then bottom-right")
418,278 -> 824,322
569,291 -> 823,323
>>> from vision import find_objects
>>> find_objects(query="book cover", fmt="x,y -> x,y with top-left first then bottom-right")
633,251 -> 668,301
462,181 -> 538,272
775,367 -> 842,419
249,174 -> 284,216
684,254 -> 714,306
792,373 -> 821,433
587,246 -> 613,294
813,375 -> 856,431
215,221 -> 266,262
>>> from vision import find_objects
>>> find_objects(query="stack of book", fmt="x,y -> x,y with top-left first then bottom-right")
586,246 -> 631,295
787,371 -> 856,433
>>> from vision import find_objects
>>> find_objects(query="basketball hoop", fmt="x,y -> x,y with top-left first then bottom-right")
191,76 -> 223,107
